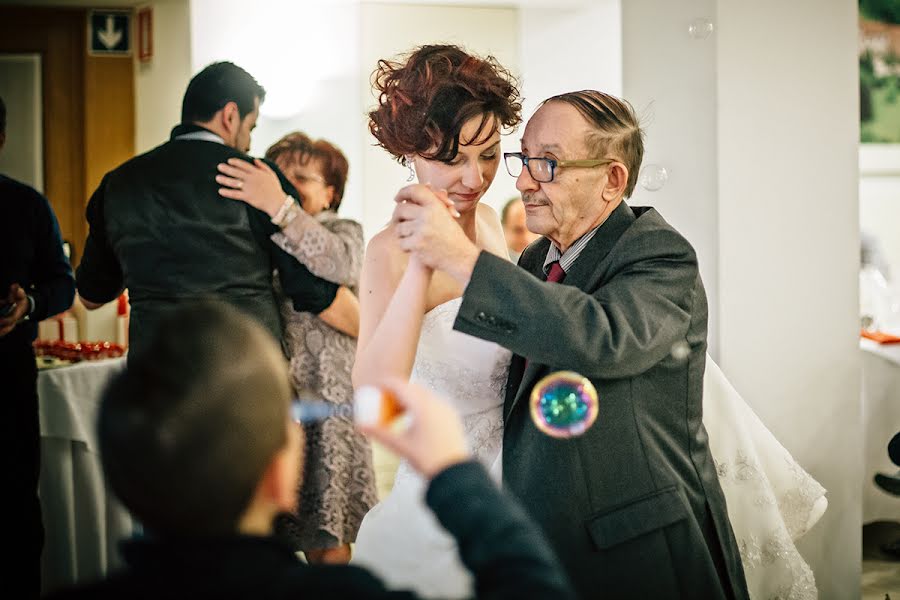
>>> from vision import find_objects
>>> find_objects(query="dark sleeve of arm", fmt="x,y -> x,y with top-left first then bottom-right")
246,160 -> 338,313
454,228 -> 701,379
426,462 -> 575,600
75,177 -> 125,304
29,193 -> 75,321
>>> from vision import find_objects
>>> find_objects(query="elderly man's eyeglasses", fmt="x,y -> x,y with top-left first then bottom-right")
503,152 -> 615,183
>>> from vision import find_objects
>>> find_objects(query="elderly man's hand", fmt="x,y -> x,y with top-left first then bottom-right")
392,184 -> 480,286
0,284 -> 29,337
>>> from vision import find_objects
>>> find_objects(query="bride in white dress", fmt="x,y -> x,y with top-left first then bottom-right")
351,44 -> 826,600
351,44 -> 521,599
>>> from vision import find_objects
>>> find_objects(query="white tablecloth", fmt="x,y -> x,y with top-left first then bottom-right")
38,357 -> 133,595
861,338 -> 900,523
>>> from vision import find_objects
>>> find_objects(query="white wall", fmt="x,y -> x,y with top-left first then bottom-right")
624,1 -> 860,597
359,2 -> 519,236
622,0 -> 720,358
518,1 -> 622,122
134,0 -> 192,153
190,0 -> 365,222
715,1 -> 860,598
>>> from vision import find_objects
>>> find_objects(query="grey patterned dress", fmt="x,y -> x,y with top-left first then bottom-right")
271,207 -> 377,550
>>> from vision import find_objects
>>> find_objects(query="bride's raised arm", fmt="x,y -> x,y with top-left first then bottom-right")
352,228 -> 431,387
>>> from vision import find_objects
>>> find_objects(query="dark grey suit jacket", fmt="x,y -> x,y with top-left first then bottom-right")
455,202 -> 749,599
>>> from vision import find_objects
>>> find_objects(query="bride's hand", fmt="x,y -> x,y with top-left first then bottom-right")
216,158 -> 288,218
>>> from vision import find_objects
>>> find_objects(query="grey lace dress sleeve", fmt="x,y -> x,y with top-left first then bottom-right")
271,208 -> 364,289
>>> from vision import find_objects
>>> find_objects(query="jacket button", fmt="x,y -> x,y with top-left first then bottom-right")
476,311 -> 487,321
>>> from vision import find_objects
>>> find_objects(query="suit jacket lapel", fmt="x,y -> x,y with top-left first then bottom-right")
506,202 -> 637,421
504,237 -> 550,420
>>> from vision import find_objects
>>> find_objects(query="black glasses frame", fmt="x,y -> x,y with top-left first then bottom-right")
503,152 -> 615,183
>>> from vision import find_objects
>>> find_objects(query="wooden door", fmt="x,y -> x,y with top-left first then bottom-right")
0,6 -> 134,266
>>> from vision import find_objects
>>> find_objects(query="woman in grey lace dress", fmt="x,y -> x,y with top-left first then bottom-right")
216,132 -> 377,564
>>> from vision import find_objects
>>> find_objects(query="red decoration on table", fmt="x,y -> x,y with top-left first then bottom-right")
34,340 -> 126,362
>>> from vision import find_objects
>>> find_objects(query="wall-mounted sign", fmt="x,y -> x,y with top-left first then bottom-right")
137,6 -> 153,62
89,10 -> 131,56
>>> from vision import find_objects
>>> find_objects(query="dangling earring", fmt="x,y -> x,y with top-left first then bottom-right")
404,157 -> 416,182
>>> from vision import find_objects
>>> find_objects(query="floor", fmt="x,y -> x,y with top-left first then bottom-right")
864,521 -> 900,600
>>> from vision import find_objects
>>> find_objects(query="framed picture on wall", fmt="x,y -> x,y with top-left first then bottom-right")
860,0 -> 900,175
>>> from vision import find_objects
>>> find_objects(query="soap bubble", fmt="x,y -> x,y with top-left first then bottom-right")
639,164 -> 668,191
688,18 -> 714,40
530,371 -> 599,438
670,341 -> 691,362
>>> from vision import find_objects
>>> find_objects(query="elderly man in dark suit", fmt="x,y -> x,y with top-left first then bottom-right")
391,90 -> 749,599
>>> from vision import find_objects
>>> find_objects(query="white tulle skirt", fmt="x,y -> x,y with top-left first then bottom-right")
704,357 -> 826,600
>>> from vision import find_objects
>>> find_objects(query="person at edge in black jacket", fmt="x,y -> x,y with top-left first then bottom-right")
0,94 -> 76,598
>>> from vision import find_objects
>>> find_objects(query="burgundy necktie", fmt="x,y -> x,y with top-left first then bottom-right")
546,261 -> 566,284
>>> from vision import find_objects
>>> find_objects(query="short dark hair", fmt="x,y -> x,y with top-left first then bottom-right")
181,62 -> 266,124
98,300 -> 292,537
265,132 -> 350,212
369,44 -> 521,163
0,95 -> 6,135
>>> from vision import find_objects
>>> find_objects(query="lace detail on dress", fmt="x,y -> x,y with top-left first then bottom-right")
704,357 -> 826,600
713,450 -> 823,600
271,212 -> 363,287
736,531 -> 818,600
409,298 -> 510,462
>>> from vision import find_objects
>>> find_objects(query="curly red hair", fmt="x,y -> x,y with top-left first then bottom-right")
369,45 -> 521,163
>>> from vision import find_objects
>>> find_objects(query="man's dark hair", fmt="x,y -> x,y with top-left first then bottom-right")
181,61 -> 266,124
98,300 -> 292,537
0,95 -> 6,135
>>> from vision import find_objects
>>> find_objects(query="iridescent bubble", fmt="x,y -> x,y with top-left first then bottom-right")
639,164 -> 668,191
530,371 -> 599,438
688,17 -> 714,40
670,341 -> 691,362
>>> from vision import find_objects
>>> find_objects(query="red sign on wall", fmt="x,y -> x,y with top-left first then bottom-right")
136,6 -> 153,62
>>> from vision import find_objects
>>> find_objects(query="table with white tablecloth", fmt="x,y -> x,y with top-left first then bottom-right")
38,357 -> 134,595
861,338 -> 900,523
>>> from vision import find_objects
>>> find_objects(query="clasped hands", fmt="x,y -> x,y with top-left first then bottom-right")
391,183 -> 480,285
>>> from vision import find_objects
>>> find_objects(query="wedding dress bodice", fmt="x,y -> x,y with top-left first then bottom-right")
352,297 -> 511,599
405,297 -> 510,468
